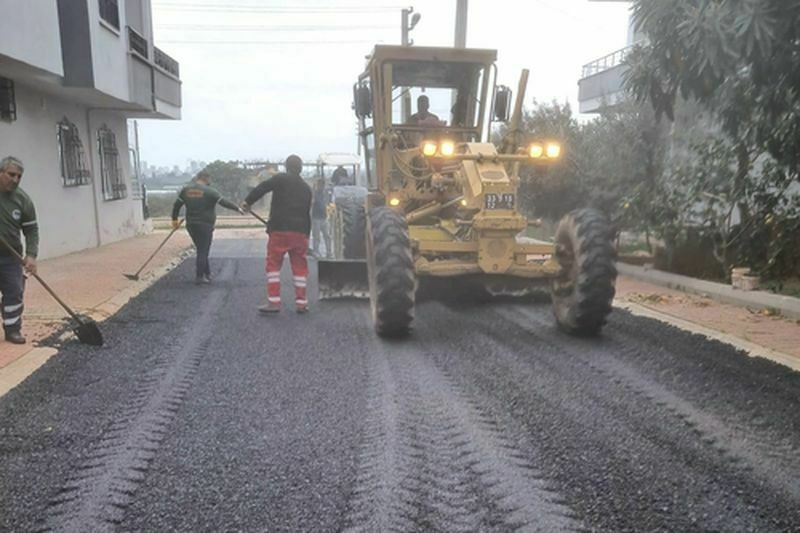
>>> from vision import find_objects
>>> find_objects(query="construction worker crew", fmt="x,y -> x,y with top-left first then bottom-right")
0,156 -> 39,345
241,154 -> 312,314
172,170 -> 241,284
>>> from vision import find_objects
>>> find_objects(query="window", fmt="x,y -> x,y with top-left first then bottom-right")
57,118 -> 91,187
99,0 -> 120,30
0,77 -> 15,122
97,125 -> 126,200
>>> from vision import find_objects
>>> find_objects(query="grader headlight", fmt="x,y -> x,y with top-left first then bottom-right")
529,143 -> 544,159
546,142 -> 561,159
422,141 -> 438,157
389,197 -> 401,207
439,140 -> 456,157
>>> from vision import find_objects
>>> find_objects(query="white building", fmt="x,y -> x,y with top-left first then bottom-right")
0,0 -> 181,259
577,1 -> 642,113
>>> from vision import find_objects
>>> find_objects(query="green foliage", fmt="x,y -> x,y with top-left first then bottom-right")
201,160 -> 253,203
623,0 -> 800,280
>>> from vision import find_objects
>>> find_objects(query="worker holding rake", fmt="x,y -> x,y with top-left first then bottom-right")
172,171 -> 242,285
241,155 -> 312,314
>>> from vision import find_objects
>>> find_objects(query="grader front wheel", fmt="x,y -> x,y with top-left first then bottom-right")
367,207 -> 416,338
551,208 -> 617,336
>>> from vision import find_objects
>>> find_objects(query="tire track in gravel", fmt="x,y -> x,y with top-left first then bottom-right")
36,261 -> 236,533
343,315 -> 581,532
429,300 -> 798,530
498,304 -> 800,502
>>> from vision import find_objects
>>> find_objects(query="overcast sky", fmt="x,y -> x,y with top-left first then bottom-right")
139,0 -> 633,168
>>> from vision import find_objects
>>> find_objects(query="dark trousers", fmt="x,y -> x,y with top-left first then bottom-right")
0,256 -> 25,334
186,223 -> 214,278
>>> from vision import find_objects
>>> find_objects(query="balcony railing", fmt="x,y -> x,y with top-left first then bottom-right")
154,47 -> 180,78
127,27 -> 148,59
581,44 -> 636,78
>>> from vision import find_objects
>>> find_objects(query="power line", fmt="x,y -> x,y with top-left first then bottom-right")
160,39 -> 384,45
156,24 -> 394,31
153,3 -> 404,13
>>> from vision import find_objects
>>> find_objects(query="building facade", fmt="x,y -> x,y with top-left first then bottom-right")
0,0 -> 181,259
577,1 -> 642,113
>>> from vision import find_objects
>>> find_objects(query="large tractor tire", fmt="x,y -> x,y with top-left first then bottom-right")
367,207 -> 416,337
341,200 -> 366,259
551,208 -> 617,336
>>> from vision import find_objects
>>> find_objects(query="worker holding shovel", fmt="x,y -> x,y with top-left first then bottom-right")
0,156 -> 38,345
172,171 -> 242,284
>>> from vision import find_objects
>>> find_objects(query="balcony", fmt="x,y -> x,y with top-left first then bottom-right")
126,27 -> 181,119
578,45 -> 635,113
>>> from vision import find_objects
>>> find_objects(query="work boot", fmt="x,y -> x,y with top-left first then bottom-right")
5,331 -> 26,344
296,304 -> 309,314
258,303 -> 281,314
195,276 -> 204,285
200,275 -> 211,284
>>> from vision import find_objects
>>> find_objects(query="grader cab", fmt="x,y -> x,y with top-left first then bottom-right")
320,45 -> 617,337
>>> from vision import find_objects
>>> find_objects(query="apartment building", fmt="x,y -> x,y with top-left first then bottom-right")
0,0 -> 181,258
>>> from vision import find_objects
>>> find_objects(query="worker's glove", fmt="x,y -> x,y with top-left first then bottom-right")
171,219 -> 181,230
239,202 -> 251,213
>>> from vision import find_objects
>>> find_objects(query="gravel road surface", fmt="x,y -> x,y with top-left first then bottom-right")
1,239 -> 798,532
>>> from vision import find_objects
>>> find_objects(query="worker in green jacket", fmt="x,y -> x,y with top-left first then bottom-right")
172,171 -> 241,284
0,156 -> 39,345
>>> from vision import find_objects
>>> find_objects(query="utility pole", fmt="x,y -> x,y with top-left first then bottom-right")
401,7 -> 421,120
454,0 -> 468,48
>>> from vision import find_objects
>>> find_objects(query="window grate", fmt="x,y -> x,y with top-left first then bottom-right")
98,125 -> 127,200
0,77 -> 15,122
99,0 -> 120,30
57,118 -> 91,187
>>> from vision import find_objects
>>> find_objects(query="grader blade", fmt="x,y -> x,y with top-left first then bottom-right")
317,259 -> 369,299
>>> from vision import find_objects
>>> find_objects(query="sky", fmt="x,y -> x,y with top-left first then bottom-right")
138,0 -> 633,168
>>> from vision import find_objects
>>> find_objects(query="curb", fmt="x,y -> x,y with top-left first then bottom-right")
616,300 -> 800,372
0,246 -> 192,400
617,263 -> 800,320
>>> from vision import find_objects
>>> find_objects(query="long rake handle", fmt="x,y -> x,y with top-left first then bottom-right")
248,211 -> 269,226
132,218 -> 184,278
0,235 -> 82,321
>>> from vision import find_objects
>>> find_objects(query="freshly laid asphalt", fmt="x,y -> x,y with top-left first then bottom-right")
1,239 -> 798,532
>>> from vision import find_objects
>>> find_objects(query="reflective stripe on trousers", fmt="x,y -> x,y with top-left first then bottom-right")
265,231 -> 309,307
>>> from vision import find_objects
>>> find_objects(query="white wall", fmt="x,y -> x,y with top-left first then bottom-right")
88,1 -> 131,102
0,0 -> 63,77
0,83 -> 146,259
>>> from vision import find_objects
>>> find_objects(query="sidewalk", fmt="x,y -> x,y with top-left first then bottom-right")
0,230 -> 193,370
615,277 -> 800,367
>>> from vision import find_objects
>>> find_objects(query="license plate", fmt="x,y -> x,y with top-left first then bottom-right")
484,193 -> 515,210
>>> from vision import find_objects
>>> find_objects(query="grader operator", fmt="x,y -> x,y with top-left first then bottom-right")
318,45 -> 617,338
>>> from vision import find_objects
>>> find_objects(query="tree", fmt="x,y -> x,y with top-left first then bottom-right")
624,0 -> 800,280
625,0 -> 800,182
201,160 -> 252,203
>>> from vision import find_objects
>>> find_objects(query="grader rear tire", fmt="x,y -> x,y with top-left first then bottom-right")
341,201 -> 366,259
367,207 -> 415,338
551,208 -> 617,336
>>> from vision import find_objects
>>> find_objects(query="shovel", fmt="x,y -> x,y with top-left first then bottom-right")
0,236 -> 103,346
123,218 -> 184,281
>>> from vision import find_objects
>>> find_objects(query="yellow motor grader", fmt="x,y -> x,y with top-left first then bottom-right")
318,45 -> 617,338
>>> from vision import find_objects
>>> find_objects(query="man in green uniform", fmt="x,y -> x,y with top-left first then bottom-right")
0,156 -> 39,344
172,171 -> 241,284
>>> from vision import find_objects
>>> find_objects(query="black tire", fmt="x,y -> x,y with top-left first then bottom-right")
551,208 -> 617,336
341,200 -> 366,259
367,207 -> 416,337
